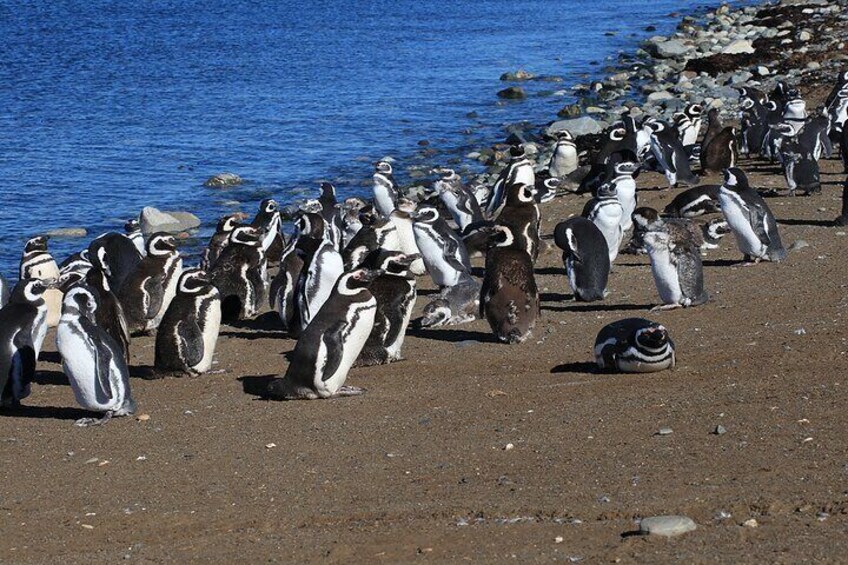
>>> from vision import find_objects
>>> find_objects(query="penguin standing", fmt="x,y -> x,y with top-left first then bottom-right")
547,129 -> 579,178
583,182 -> 624,263
252,198 -> 284,266
701,126 -> 738,173
202,213 -> 243,270
373,161 -> 399,217
354,251 -> 418,367
435,168 -> 484,232
56,285 -> 136,426
553,217 -> 610,302
85,267 -> 131,365
155,269 -> 222,376
19,236 -> 62,327
480,225 -> 539,344
264,268 -> 381,400
644,118 -> 700,188
781,140 -> 821,196
209,226 -> 267,321
719,167 -> 787,263
496,183 -> 540,262
88,230 -> 143,292
643,223 -> 709,311
412,207 -> 472,288
0,279 -> 52,407
117,232 -> 183,334
59,248 -> 93,277
674,103 -> 703,154
740,97 -> 769,157
594,318 -> 675,373
124,219 -> 146,257
270,214 -> 323,332
318,182 -> 344,250
487,145 -> 535,217
608,160 -> 639,232
297,225 -> 344,331
342,216 -> 400,270
389,200 -> 426,275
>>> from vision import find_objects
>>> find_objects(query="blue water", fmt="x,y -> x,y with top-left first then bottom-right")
1,0 -> 716,278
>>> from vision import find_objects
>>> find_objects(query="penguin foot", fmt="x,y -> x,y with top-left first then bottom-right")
74,412 -> 114,427
333,386 -> 366,398
650,303 -> 682,312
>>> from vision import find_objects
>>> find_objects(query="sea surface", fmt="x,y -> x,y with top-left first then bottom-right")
1,0 -> 720,278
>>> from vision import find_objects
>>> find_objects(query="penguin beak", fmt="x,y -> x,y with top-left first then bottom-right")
355,269 -> 383,284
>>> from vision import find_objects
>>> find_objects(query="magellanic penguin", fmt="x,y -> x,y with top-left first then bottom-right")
252,198 -> 284,266
56,285 -> 136,426
389,199 -> 426,276
547,129 -> 579,178
124,219 -> 146,257
643,118 -> 700,188
0,279 -> 53,407
594,318 -> 675,373
19,235 -> 62,327
209,225 -> 268,321
270,213 -> 321,333
318,182 -> 344,250
343,215 -> 400,270
340,197 -> 368,247
607,160 -> 639,233
487,145 -> 535,217
88,229 -> 143,292
673,103 -> 704,154
780,139 -> 821,196
85,267 -> 131,365
373,160 -> 399,217
719,167 -> 787,263
662,185 -> 721,218
154,269 -> 222,377
354,250 -> 418,367
496,182 -> 541,262
117,232 -> 183,334
624,207 -> 704,256
553,217 -> 610,302
415,274 -> 480,328
479,225 -> 539,344
202,213 -> 244,270
296,222 -> 344,331
740,96 -> 769,157
701,126 -> 738,173
583,182 -> 624,263
264,268 -> 382,400
643,222 -> 709,311
435,168 -> 484,232
59,248 -> 93,277
412,206 -> 472,288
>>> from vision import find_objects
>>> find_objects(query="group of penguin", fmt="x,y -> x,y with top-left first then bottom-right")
1,68 -> 846,424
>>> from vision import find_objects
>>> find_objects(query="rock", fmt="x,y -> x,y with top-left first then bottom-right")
546,116 -> 606,137
756,66 -> 770,76
648,39 -> 691,59
721,39 -> 754,55
497,86 -> 526,100
639,516 -> 697,537
799,30 -> 812,41
500,69 -> 535,81
806,61 -> 821,70
789,240 -> 809,251
742,518 -> 759,528
140,207 -> 200,235
713,425 -> 727,435
647,90 -> 675,103
558,104 -> 582,118
44,227 -> 87,238
203,172 -> 243,188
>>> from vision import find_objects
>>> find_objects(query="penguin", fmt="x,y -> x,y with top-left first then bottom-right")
19,235 -> 62,327
415,275 -> 480,328
827,75 -> 848,138
496,182 -> 540,262
701,126 -> 738,173
209,226 -> 268,321
117,232 -> 183,334
88,229 -> 143,292
296,226 -> 344,331
264,268 -> 381,400
270,236 -> 305,333
595,112 -> 641,164
124,219 -> 146,257
59,248 -> 93,277
781,140 -> 821,196
624,207 -> 704,255
154,269 -> 222,376
782,91 -> 807,134
342,215 -> 400,270
582,182 -> 624,263
318,182 -> 344,250
252,198 -> 284,265
553,217 -> 610,302
673,103 -> 703,158
340,197 -> 368,247
578,149 -> 639,195
373,160 -> 399,217
607,160 -> 639,232
594,318 -> 675,373
435,168 -> 484,232
719,167 -> 787,263
701,218 -> 732,250
700,108 -> 724,154
412,206 -> 472,288
644,118 -> 700,188
643,223 -> 709,311
662,185 -> 721,218
534,176 -> 560,204
547,129 -> 579,178
85,267 -> 131,365
479,225 -> 539,344
202,213 -> 243,270
740,96 -> 769,157
354,251 -> 418,367
0,279 -> 52,407
56,285 -> 136,426
389,199 -> 426,275
487,145 -> 535,217
797,115 -> 833,161
0,274 -> 10,309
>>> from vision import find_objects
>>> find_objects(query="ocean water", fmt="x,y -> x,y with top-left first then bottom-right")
1,0 -> 717,278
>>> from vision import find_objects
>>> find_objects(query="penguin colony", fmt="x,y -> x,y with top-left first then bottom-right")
1,69 -> 847,424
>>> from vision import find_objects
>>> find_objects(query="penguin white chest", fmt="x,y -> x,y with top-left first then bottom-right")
646,244 -> 683,305
615,179 -> 637,231
591,206 -> 624,262
719,193 -> 766,257
196,298 -> 222,373
314,300 -> 376,397
413,228 -> 460,287
389,217 -> 425,275
57,320 -> 122,412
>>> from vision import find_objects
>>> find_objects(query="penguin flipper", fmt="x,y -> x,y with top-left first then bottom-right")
176,319 -> 204,369
7,331 -> 35,402
142,274 -> 166,321
79,316 -> 114,400
320,320 -> 348,383
442,237 -> 469,273
674,249 -> 707,304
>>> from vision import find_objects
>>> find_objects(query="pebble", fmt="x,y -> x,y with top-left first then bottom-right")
789,240 -> 809,251
713,425 -> 727,435
742,518 -> 759,528
656,427 -> 673,436
136,414 -> 150,422
504,443 -> 515,451
639,515 -> 697,537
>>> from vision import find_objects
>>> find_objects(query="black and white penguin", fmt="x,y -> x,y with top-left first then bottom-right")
0,274 -> 10,309
673,103 -> 703,158
19,235 -> 62,327
340,197 -> 368,247
596,113 -> 641,163
826,72 -> 848,138
124,219 -> 146,257
209,225 -> 268,321
781,140 -> 821,196
479,225 -> 539,344
435,168 -> 484,232
740,96 -> 769,157
701,218 -> 732,250
389,199 -> 426,275
607,160 -> 639,232
662,185 -> 721,218
270,237 -> 305,333
85,267 -> 131,365
547,129 -> 579,178
251,198 -> 284,266
594,318 -> 675,373
582,182 -> 624,263
797,115 -> 833,161
264,268 -> 381,400
0,279 -> 52,407
56,285 -> 136,426
88,230 -> 143,292
782,91 -> 808,135
719,167 -> 786,263
644,118 -> 700,188
643,223 -> 709,311
487,145 -> 535,217
373,160 -> 399,217
534,175 -> 560,204
701,126 -> 738,173
117,232 -> 183,334
318,182 -> 344,250
415,275 -> 480,328
59,248 -> 93,277
202,213 -> 243,270
297,225 -> 344,331
154,269 -> 222,376
553,217 -> 610,302
342,215 -> 400,270
412,206 -> 472,288
354,250 -> 418,367
496,182 -> 541,262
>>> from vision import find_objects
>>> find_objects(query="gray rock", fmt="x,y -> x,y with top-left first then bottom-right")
497,86 -> 526,100
546,116 -> 606,137
756,66 -> 770,76
500,69 -> 535,81
140,207 -> 201,235
44,227 -> 88,238
639,515 -> 697,537
713,425 -> 727,435
722,39 -> 754,54
649,39 -> 691,59
799,30 -> 812,41
656,427 -> 673,436
647,90 -> 675,103
806,61 -> 821,70
203,172 -> 243,188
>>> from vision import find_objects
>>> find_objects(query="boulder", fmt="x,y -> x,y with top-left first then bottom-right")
140,207 -> 201,235
44,227 -> 87,238
500,69 -> 535,81
497,86 -> 527,100
648,39 -> 692,59
546,116 -> 606,137
721,39 -> 755,54
203,172 -> 243,188
647,90 -> 675,103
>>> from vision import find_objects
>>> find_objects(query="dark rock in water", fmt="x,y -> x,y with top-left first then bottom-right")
500,69 -> 535,81
204,172 -> 243,188
645,25 -> 656,31
466,111 -> 479,119
558,104 -> 582,118
418,139 -> 430,147
497,86 -> 526,100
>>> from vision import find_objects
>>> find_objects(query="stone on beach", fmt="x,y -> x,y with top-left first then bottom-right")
647,39 -> 692,59
639,515 -> 697,537
497,86 -> 527,100
203,172 -> 243,188
546,116 -> 607,137
500,70 -> 535,81
140,207 -> 201,235
721,39 -> 755,54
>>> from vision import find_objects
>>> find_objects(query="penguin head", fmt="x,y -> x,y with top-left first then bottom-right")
508,144 -> 526,159
632,207 -> 660,230
340,268 -> 383,294
614,161 -> 640,177
62,284 -> 98,318
374,161 -> 393,175
84,267 -> 111,293
642,229 -> 670,250
362,249 -> 419,278
595,181 -> 618,199
23,236 -> 49,253
507,183 -> 536,204
486,225 -> 516,248
635,323 -> 670,350
722,167 -> 749,192
259,199 -> 279,215
686,103 -> 703,117
554,129 -> 575,143
58,270 -> 86,293
642,117 -> 664,134
147,233 -> 178,256
228,226 -> 262,247
217,214 -> 242,234
433,168 -> 459,192
319,182 -> 337,200
178,269 -> 211,295
704,219 -> 731,241
295,213 -> 325,240
609,127 -> 627,141
395,197 -> 417,215
124,218 -> 141,234
417,298 -> 452,328
358,205 -> 381,227
412,207 -> 439,224
741,98 -> 755,111
299,199 -> 323,214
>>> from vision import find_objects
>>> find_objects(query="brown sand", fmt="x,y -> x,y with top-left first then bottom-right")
2,149 -> 847,563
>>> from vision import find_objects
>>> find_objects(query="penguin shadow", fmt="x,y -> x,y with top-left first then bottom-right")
225,312 -> 284,331
407,327 -> 499,344
821,180 -> 845,186
777,218 -> 837,227
38,351 -> 62,365
0,405 -> 95,421
417,288 -> 442,298
550,362 -> 598,375
540,291 -> 573,303
547,302 -> 652,314
33,370 -> 69,386
702,258 -> 743,267
535,267 -> 566,276
238,375 -> 276,397
220,329 -> 290,341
